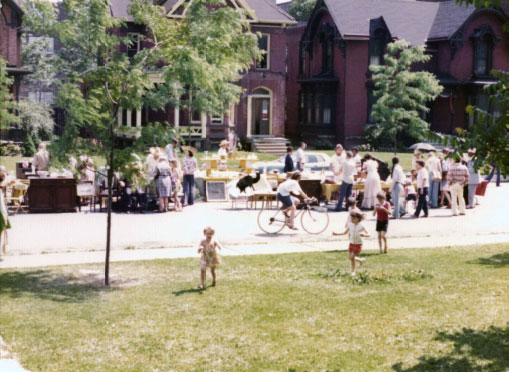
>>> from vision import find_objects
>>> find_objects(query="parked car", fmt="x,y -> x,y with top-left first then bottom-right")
254,152 -> 332,173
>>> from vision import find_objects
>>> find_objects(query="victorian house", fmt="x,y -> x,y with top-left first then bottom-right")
111,0 -> 296,149
1,0 -> 29,103
285,0 -> 509,146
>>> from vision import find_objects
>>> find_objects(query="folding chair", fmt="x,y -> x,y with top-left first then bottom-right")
6,183 -> 28,214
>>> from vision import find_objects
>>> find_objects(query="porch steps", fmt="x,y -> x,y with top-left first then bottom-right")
251,136 -> 290,156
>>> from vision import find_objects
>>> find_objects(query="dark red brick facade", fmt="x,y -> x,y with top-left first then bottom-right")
1,0 -> 24,100
285,1 -> 509,146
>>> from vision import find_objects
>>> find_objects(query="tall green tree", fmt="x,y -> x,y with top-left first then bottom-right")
23,0 -> 260,285
432,0 -> 508,175
368,40 -> 443,153
0,57 -> 19,129
288,0 -> 316,21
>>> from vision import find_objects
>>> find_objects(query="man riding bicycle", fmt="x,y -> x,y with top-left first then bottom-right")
276,172 -> 311,230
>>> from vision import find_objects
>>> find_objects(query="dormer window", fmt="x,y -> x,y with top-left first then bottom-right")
318,23 -> 335,75
471,25 -> 498,78
369,29 -> 387,66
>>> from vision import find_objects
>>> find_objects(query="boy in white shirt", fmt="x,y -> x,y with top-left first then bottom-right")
276,172 -> 310,230
412,160 -> 429,218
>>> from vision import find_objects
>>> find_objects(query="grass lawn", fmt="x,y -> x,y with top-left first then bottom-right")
0,244 -> 507,372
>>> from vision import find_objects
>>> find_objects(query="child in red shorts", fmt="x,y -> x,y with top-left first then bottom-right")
373,192 -> 391,254
333,211 -> 370,276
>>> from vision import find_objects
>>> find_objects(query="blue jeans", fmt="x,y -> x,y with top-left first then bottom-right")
335,182 -> 353,211
428,171 -> 439,208
183,174 -> 195,205
415,187 -> 428,217
391,183 -> 405,218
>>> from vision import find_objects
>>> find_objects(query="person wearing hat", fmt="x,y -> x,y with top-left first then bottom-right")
218,140 -> 229,158
466,149 -> 480,209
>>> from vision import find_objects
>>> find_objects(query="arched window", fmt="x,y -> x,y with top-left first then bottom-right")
369,29 -> 387,66
474,35 -> 493,76
253,87 -> 270,95
471,25 -> 497,77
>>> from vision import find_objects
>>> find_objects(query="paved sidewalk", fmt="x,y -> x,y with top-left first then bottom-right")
0,337 -> 30,372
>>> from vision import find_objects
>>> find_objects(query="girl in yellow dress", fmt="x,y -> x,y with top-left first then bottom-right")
198,227 -> 222,289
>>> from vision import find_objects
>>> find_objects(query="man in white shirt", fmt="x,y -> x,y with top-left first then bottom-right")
276,172 -> 310,230
330,144 -> 346,183
335,151 -> 356,211
32,143 -> 50,172
295,142 -> 306,171
426,152 -> 442,208
391,156 -> 406,218
412,160 -> 429,218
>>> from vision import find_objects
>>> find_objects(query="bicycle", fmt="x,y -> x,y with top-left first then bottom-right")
257,197 -> 329,235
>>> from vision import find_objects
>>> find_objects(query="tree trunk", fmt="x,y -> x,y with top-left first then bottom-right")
105,107 -> 119,286
394,130 -> 398,156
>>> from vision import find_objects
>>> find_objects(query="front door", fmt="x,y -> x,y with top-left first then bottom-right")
252,97 -> 271,135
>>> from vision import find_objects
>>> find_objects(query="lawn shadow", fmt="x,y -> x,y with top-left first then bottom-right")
0,270 -> 119,303
393,325 -> 509,371
172,287 -> 205,296
469,252 -> 509,268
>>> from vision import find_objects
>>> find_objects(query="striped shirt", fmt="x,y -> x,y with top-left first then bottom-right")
447,163 -> 469,185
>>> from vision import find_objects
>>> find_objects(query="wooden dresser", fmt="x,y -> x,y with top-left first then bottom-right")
28,178 -> 77,213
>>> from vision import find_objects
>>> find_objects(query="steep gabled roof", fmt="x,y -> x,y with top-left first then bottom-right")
110,0 -> 134,21
428,1 -> 479,40
247,0 -> 295,24
323,0 -> 506,45
325,0 -> 439,45
3,0 -> 24,16
161,0 -> 295,24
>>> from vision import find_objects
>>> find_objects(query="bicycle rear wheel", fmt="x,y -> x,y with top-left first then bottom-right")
300,206 -> 329,234
257,208 -> 286,234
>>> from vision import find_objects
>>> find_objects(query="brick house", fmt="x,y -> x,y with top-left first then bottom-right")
285,0 -> 509,146
1,0 -> 29,102
111,0 -> 296,149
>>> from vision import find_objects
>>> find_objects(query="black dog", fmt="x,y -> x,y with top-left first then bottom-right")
236,172 -> 261,193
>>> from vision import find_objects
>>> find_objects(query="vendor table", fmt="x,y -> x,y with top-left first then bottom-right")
28,177 -> 77,213
201,157 -> 257,176
321,183 -> 341,202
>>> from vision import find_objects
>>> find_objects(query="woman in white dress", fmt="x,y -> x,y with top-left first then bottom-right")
361,154 -> 381,209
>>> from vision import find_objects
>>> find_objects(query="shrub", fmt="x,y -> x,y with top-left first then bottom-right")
0,143 -> 21,156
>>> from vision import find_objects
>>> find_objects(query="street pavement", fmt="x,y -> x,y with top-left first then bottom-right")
1,183 -> 508,372
3,182 -> 508,268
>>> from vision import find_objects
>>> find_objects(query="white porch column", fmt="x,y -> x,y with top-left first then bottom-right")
126,110 -> 132,127
201,113 -> 207,139
174,107 -> 180,128
246,96 -> 252,139
136,110 -> 142,127
117,109 -> 122,126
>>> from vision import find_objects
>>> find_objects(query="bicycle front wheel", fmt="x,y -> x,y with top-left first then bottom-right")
257,208 -> 286,234
300,206 -> 329,234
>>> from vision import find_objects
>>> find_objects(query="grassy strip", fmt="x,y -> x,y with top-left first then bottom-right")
0,244 -> 507,371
